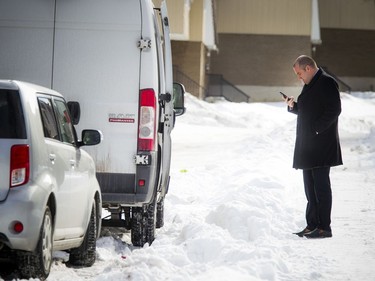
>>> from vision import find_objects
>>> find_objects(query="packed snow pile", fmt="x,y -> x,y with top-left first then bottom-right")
4,92 -> 375,281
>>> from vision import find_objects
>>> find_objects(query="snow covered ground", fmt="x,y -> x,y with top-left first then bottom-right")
3,91 -> 375,281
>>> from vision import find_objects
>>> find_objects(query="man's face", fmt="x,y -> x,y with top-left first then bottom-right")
293,64 -> 314,85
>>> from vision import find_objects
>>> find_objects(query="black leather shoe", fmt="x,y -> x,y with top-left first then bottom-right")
304,228 -> 332,238
294,228 -> 312,237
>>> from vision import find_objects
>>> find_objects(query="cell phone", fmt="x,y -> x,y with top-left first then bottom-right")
279,92 -> 289,100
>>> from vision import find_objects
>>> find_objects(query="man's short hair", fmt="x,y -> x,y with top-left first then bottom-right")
293,55 -> 317,70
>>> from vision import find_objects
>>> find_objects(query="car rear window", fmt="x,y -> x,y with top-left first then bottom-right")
0,89 -> 26,139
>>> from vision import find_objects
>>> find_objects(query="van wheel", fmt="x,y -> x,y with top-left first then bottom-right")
69,202 -> 97,267
131,196 -> 157,247
146,197 -> 157,243
131,207 -> 147,246
17,207 -> 53,280
156,197 -> 164,228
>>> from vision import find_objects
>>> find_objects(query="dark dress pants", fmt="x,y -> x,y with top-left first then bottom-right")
303,167 -> 332,232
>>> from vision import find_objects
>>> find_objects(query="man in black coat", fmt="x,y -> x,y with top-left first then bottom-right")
286,55 -> 343,238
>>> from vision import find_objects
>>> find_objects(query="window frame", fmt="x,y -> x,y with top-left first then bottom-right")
53,98 -> 76,145
37,94 -> 77,146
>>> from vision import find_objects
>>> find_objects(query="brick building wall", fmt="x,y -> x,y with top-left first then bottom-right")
314,28 -> 375,91
172,41 -> 208,99
210,33 -> 311,101
210,29 -> 375,100
211,33 -> 312,86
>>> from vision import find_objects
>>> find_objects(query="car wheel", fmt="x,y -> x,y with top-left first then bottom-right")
69,202 -> 97,266
69,201 -> 97,267
17,207 -> 53,280
131,195 -> 157,247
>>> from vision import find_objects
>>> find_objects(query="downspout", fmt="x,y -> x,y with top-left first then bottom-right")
51,0 -> 57,89
311,0 -> 321,54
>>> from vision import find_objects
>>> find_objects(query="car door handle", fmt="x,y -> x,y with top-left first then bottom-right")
49,154 -> 56,164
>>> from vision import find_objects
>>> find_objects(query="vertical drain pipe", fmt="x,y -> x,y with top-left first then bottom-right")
51,0 -> 57,89
311,0 -> 322,54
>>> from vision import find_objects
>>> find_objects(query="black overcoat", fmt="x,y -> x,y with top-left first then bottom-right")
288,69 -> 343,169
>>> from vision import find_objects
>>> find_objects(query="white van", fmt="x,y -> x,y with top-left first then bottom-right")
0,0 -> 185,247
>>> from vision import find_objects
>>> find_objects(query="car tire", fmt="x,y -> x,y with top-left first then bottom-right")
17,206 -> 53,280
69,201 -> 97,267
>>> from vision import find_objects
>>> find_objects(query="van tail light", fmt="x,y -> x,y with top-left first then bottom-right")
10,145 -> 30,187
138,89 -> 156,151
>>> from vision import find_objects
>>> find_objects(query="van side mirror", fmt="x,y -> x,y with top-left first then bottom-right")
173,82 -> 186,116
78,129 -> 102,147
67,101 -> 81,125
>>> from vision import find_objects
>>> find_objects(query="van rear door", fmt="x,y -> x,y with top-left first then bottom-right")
52,0 -> 142,191
159,1 -> 174,197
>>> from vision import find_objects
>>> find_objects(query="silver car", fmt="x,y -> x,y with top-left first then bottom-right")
0,80 -> 102,280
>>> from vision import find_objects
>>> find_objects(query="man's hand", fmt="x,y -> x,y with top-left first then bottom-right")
286,96 -> 295,109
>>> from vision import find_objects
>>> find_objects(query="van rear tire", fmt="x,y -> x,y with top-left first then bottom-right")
156,197 -> 164,228
131,196 -> 157,247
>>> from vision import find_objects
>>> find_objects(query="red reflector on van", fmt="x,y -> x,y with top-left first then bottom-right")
10,145 -> 30,187
138,179 -> 145,186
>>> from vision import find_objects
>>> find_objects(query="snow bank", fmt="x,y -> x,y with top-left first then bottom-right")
3,92 -> 375,281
